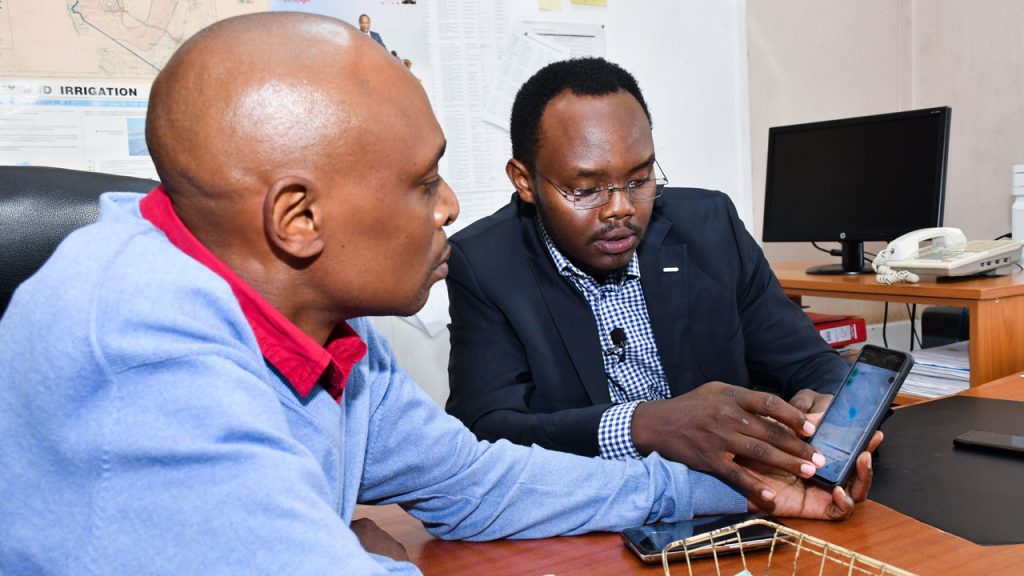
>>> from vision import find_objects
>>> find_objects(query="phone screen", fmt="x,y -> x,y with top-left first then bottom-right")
811,346 -> 910,486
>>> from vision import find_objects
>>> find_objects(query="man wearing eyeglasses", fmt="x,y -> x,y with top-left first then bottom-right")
446,57 -> 854,508
0,17 -> 879,574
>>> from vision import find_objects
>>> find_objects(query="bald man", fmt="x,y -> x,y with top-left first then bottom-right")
0,13 -> 872,575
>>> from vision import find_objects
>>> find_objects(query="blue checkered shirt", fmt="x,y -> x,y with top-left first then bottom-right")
537,219 -> 671,460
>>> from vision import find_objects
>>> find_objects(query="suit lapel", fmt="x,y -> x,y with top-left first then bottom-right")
638,211 -> 693,395
520,209 -> 610,405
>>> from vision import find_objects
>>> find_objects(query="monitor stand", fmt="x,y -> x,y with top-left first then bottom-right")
806,241 -> 874,275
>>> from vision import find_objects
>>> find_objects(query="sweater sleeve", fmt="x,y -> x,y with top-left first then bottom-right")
76,242 -> 414,575
354,320 -> 747,540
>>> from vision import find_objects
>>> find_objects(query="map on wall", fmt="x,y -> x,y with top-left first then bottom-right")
0,0 -> 267,79
0,0 -> 268,179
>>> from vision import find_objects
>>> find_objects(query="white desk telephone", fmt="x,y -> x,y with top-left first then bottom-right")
873,227 -> 1023,284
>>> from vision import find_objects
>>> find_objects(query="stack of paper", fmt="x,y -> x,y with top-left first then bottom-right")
900,341 -> 970,399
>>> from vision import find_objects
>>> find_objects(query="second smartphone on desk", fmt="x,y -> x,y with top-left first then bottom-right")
953,429 -> 1024,456
809,345 -> 914,489
621,512 -> 780,563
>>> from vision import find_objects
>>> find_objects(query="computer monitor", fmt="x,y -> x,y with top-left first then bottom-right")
762,106 -> 951,274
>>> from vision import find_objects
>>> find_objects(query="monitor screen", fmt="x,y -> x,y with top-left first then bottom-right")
762,107 -> 951,274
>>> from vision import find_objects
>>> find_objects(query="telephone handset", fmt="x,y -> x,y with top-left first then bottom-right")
885,227 -> 967,261
873,227 -> 1022,284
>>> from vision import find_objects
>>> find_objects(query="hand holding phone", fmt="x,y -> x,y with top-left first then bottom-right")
808,345 -> 913,489
733,348 -> 900,522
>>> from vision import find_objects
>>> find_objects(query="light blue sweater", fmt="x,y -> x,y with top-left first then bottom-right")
0,193 -> 744,575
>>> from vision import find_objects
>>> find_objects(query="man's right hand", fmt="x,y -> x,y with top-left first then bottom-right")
630,381 -> 824,508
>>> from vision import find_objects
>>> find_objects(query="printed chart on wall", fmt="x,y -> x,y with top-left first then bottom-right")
0,0 -> 267,178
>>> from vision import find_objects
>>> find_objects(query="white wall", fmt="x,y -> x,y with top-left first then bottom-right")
507,0 -> 754,228
748,0 -> 1024,322
912,1 -> 1024,241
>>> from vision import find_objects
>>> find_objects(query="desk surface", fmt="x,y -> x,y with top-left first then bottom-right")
772,261 -> 1024,301
773,262 -> 1024,387
357,375 -> 1024,575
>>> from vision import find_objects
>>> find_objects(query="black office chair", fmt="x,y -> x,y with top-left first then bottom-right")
0,166 -> 158,318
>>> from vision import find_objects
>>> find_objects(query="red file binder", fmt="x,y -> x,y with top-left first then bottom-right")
804,311 -> 867,349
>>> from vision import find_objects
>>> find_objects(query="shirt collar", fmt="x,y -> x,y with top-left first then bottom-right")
139,186 -> 366,402
535,216 -> 640,286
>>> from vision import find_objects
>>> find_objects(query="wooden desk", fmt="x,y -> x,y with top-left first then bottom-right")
357,376 -> 1024,575
773,261 -> 1024,387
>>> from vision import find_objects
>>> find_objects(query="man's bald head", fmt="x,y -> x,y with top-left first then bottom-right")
147,12 -> 408,204
144,12 -> 456,339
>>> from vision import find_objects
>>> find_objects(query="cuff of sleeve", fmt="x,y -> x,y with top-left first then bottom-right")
597,401 -> 643,460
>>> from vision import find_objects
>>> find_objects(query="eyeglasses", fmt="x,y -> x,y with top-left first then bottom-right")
529,160 -> 668,210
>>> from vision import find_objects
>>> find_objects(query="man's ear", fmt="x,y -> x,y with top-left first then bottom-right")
264,177 -> 324,261
506,158 -> 537,205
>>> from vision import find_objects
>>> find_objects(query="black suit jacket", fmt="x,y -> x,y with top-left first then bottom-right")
446,189 -> 848,456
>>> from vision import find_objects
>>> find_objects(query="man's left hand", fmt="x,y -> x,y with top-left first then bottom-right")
745,430 -> 882,520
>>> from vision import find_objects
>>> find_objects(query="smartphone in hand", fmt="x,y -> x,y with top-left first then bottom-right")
809,345 -> 914,489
